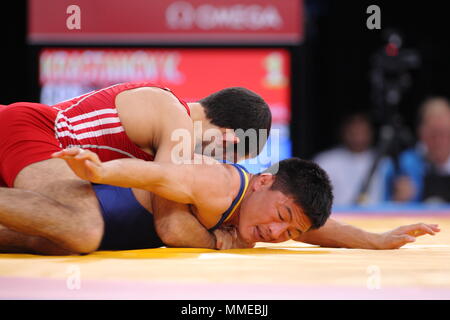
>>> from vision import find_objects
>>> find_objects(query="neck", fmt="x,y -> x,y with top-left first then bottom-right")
187,102 -> 205,123
187,102 -> 207,148
226,173 -> 256,226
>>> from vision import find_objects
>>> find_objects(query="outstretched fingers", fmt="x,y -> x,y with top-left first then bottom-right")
52,148 -> 101,164
403,223 -> 440,238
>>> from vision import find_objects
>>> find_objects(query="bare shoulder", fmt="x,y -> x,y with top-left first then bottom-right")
192,162 -> 239,208
190,162 -> 239,228
115,86 -> 187,116
192,160 -> 240,196
114,86 -> 191,150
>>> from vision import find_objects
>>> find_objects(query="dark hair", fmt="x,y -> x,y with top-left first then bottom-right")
265,158 -> 333,229
199,87 -> 272,157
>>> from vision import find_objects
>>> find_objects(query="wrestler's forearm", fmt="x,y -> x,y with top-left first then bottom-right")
152,196 -> 216,249
159,213 -> 217,249
54,150 -> 192,200
99,159 -> 164,188
57,149 -> 221,206
152,196 -> 251,250
99,159 -> 195,204
295,218 -> 381,249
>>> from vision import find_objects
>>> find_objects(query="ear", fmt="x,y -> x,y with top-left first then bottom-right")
252,173 -> 275,191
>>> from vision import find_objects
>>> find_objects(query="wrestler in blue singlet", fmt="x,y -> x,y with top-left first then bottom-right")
92,163 -> 249,250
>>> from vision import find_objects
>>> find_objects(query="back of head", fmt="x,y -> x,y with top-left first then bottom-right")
199,87 -> 272,158
265,158 -> 334,229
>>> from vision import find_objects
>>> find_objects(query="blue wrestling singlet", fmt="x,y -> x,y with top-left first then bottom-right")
92,163 -> 250,250
92,184 -> 164,250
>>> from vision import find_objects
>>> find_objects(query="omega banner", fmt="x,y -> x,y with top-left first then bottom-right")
28,0 -> 303,45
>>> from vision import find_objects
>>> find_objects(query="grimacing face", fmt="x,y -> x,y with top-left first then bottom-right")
237,174 -> 313,244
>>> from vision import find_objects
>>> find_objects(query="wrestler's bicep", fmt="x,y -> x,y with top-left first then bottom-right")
116,87 -> 194,161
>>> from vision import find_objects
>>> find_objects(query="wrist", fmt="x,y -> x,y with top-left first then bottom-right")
365,232 -> 384,249
99,161 -> 120,184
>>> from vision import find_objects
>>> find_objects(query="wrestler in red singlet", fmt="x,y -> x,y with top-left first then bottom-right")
0,82 -> 190,187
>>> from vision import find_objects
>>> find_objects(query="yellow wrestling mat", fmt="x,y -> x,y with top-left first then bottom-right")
1,213 -> 449,299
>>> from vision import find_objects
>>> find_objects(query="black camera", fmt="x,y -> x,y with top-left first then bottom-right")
356,29 -> 421,204
370,29 -> 421,119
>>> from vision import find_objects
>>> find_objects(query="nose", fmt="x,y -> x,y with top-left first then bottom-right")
267,222 -> 289,241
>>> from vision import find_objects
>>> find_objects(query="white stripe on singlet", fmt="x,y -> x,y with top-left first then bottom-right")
56,117 -> 121,131
64,108 -> 118,123
57,126 -> 125,140
54,83 -> 123,142
54,83 -> 125,148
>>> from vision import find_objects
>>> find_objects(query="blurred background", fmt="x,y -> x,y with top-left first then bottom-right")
2,0 -> 449,210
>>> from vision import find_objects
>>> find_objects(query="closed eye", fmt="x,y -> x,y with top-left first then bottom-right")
278,209 -> 284,221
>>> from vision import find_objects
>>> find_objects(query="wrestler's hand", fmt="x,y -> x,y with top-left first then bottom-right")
376,223 -> 440,249
213,226 -> 255,250
51,148 -> 106,183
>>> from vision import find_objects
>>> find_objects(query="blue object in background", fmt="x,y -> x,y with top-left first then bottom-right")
239,124 -> 292,174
